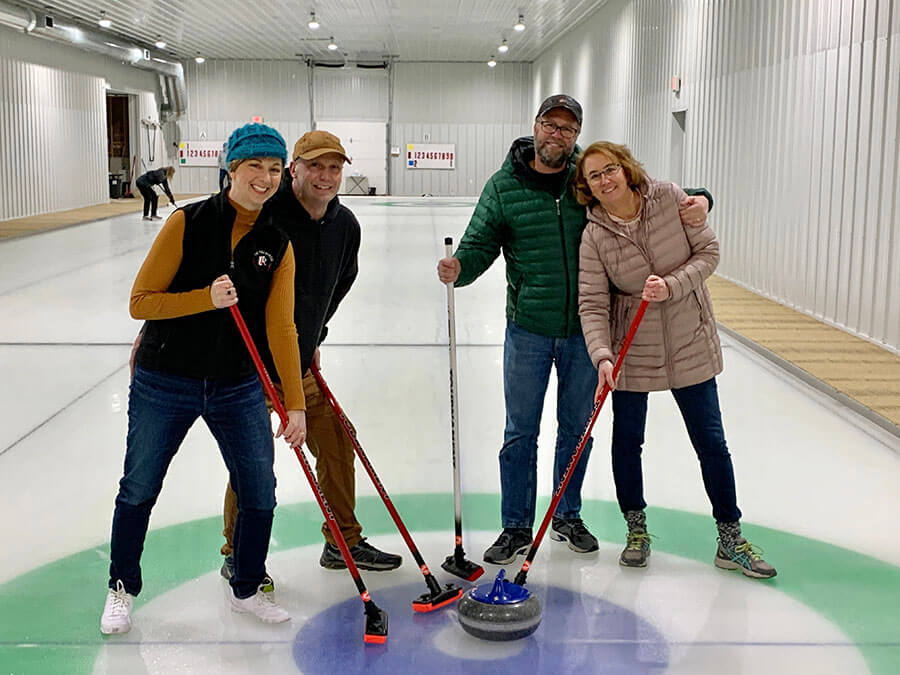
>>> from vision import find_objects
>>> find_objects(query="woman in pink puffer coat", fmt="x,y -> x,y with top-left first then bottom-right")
575,141 -> 775,579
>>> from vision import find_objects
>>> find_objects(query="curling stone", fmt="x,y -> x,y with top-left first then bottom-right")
457,569 -> 542,641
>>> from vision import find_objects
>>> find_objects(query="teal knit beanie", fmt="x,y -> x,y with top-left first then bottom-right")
225,123 -> 287,164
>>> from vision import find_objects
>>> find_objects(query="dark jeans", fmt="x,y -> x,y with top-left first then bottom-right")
109,366 -> 276,599
610,377 -> 741,523
499,320 -> 596,528
137,180 -> 158,217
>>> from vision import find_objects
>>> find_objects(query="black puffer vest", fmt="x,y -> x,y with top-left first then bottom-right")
135,192 -> 290,379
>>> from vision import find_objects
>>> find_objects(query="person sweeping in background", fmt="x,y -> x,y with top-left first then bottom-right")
135,165 -> 177,221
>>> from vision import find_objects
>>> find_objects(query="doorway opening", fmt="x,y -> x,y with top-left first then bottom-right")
106,93 -> 135,199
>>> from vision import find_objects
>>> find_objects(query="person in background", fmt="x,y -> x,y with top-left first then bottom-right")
219,141 -> 229,192
575,140 -> 775,578
136,166 -> 177,221
437,94 -> 712,566
100,123 -> 306,636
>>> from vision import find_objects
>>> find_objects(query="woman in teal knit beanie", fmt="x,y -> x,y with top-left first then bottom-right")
101,121 -> 304,635
226,122 -> 287,166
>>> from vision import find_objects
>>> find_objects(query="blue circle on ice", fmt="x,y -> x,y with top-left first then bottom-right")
292,583 -> 669,673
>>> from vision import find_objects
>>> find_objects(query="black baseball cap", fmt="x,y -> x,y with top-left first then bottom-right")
536,94 -> 583,126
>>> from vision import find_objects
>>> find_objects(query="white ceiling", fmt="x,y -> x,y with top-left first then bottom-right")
17,0 -> 607,63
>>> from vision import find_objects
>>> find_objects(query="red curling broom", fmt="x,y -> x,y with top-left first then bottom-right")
310,363 -> 463,612
458,300 -> 650,641
229,305 -> 388,644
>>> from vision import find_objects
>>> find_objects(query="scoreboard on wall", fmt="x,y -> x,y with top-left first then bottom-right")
178,141 -> 223,167
406,144 -> 455,169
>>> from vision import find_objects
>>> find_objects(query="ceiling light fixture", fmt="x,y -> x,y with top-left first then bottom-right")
327,37 -> 338,50
98,11 -> 112,28
308,11 -> 320,30
487,56 -> 497,68
498,39 -> 509,53
194,54 -> 205,64
154,38 -> 166,49
513,13 -> 525,32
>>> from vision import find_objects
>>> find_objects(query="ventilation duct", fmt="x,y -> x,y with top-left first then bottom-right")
0,0 -> 186,119
158,72 -> 186,121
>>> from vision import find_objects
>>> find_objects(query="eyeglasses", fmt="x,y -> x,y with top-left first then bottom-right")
587,163 -> 622,181
537,119 -> 579,140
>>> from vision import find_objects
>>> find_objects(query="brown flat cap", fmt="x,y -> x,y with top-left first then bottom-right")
292,130 -> 351,164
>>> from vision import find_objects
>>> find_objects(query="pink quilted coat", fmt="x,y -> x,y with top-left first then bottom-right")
578,180 -> 722,392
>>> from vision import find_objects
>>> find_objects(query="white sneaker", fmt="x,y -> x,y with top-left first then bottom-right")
230,579 -> 290,623
100,580 -> 133,634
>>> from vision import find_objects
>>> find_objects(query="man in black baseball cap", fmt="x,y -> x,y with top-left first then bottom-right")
531,94 -> 583,173
536,94 -> 583,126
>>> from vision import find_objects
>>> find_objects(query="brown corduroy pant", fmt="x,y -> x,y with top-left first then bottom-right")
220,370 -> 362,555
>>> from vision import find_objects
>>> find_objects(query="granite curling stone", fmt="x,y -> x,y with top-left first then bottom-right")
457,569 -> 542,641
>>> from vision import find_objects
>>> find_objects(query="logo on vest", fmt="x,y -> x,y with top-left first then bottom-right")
253,250 -> 275,271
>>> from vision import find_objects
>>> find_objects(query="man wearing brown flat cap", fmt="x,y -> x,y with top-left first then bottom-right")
219,129 -> 402,576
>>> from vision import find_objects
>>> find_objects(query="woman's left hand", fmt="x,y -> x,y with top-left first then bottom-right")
276,410 -> 307,447
642,275 -> 670,302
679,195 -> 708,227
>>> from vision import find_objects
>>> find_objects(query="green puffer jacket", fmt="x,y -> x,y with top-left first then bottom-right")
455,137 -> 585,338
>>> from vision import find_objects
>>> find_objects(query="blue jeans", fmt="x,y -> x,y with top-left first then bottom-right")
109,366 -> 276,599
610,377 -> 742,523
499,320 -> 596,529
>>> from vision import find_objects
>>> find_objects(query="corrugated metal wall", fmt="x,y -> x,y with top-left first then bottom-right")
533,0 -> 900,352
391,62 -> 532,196
175,60 -> 533,197
0,57 -> 108,221
0,25 -> 156,221
171,60 -> 311,194
314,68 -> 389,120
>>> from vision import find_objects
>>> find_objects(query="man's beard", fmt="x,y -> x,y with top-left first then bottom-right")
536,139 -> 570,169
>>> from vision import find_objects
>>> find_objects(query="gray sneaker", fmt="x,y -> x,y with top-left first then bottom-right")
319,538 -> 402,571
550,517 -> 599,553
715,538 -> 777,579
619,530 -> 651,567
483,528 -> 533,565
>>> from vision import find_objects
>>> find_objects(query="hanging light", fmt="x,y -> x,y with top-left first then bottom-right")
327,37 -> 338,50
194,54 -> 205,64
308,11 -> 320,30
513,13 -> 525,32
97,11 -> 112,28
154,38 -> 166,49
487,56 -> 497,68
498,39 -> 509,53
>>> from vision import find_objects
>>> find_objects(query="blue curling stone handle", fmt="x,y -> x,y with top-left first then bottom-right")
469,569 -> 531,605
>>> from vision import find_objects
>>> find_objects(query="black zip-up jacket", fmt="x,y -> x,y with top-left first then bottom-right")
259,182 -> 361,378
135,191 -> 290,379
